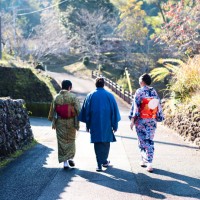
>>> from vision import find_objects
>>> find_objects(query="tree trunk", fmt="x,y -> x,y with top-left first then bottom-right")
157,1 -> 166,23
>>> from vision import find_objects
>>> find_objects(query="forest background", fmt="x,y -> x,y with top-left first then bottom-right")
0,0 -> 200,145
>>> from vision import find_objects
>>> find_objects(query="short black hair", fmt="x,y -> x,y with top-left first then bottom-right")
139,73 -> 152,85
95,77 -> 104,88
62,80 -> 72,90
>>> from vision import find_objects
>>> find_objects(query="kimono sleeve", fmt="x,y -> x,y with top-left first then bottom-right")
78,94 -> 92,129
129,89 -> 141,120
154,90 -> 165,122
48,99 -> 57,128
73,96 -> 81,115
48,101 -> 55,121
108,93 -> 121,131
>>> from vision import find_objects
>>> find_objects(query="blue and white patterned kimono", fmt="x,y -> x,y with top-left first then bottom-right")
129,86 -> 164,163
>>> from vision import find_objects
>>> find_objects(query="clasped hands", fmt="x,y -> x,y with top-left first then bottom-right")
130,118 -> 135,130
86,128 -> 117,133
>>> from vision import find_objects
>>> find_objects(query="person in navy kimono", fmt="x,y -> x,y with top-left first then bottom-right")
79,77 -> 121,172
129,73 -> 164,172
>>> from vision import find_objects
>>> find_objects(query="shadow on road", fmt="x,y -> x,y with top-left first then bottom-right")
30,117 -> 51,127
115,134 -> 200,150
137,169 -> 200,199
1,141 -> 199,200
57,166 -> 200,200
75,167 -> 138,193
0,143 -> 74,200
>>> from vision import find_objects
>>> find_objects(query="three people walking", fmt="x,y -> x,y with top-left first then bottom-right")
49,74 -> 163,173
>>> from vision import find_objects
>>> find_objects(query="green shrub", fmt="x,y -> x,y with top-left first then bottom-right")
26,102 -> 51,117
151,55 -> 200,114
35,62 -> 45,71
150,56 -> 200,103
97,64 -> 106,71
82,57 -> 90,66
117,76 -> 129,91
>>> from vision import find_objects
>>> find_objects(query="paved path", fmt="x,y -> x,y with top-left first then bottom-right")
0,72 -> 200,200
47,71 -> 93,103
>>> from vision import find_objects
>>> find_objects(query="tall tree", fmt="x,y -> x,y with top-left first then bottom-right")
145,0 -> 168,22
1,0 -> 53,38
74,9 -> 116,67
1,11 -> 23,56
117,0 -> 153,73
156,0 -> 200,56
117,0 -> 148,44
56,0 -> 116,13
20,9 -> 72,63
55,0 -> 118,31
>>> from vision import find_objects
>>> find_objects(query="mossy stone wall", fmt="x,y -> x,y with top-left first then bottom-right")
0,98 -> 33,161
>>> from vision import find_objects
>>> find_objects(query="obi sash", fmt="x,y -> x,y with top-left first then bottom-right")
55,104 -> 76,119
140,98 -> 159,119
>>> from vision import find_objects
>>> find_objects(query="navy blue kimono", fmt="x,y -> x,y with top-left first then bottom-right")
79,88 -> 121,143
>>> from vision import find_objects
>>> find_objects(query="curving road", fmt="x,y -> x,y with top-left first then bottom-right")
47,71 -> 96,103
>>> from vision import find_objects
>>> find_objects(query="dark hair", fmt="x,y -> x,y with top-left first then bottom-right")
62,80 -> 72,90
139,73 -> 152,85
95,77 -> 105,88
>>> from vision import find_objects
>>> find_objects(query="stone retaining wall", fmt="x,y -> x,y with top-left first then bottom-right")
0,98 -> 33,161
164,107 -> 200,147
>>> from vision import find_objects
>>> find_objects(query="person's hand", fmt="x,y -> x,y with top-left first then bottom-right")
51,119 -> 57,130
130,121 -> 134,130
86,128 -> 89,132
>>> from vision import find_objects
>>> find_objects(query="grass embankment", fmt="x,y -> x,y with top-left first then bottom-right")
0,53 -> 57,99
0,53 -> 58,117
0,140 -> 37,169
152,55 -> 200,146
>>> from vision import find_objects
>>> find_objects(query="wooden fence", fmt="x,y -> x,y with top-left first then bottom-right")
92,71 -> 133,105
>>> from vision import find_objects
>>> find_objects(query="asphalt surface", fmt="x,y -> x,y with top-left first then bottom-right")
0,72 -> 200,200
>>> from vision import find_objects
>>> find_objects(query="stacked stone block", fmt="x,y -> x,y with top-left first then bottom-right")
164,106 -> 200,146
0,98 -> 33,161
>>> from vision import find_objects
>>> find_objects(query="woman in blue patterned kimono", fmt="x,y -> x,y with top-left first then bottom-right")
129,74 -> 164,172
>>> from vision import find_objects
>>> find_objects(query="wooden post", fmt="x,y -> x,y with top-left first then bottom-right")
125,68 -> 132,93
0,16 -> 2,60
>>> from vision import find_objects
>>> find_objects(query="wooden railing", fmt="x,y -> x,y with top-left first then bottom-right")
92,71 -> 133,105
